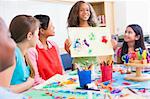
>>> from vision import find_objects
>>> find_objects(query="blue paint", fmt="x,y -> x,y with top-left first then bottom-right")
121,54 -> 129,63
73,38 -> 81,48
111,89 -> 121,94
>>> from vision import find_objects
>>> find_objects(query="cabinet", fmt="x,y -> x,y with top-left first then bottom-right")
90,1 -> 115,34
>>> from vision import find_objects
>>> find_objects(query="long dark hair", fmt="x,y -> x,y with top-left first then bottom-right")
121,24 -> 145,62
67,0 -> 97,27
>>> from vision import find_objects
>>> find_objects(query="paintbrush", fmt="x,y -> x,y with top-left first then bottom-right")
127,88 -> 138,94
74,63 -> 82,71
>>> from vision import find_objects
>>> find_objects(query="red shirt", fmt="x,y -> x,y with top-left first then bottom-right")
28,40 -> 63,82
36,42 -> 63,80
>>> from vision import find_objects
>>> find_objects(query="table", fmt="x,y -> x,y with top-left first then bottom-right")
24,64 -> 150,99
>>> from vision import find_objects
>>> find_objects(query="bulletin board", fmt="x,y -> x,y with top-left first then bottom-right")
68,27 -> 114,57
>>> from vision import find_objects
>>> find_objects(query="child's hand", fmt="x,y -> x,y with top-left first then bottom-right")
27,77 -> 34,85
111,39 -> 117,50
64,39 -> 72,54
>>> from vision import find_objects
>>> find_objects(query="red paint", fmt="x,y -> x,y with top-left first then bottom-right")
101,36 -> 108,43
122,82 -> 131,85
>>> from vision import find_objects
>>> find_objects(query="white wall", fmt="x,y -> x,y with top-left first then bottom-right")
1,0 -> 149,48
0,0 -> 74,48
114,1 -> 127,34
126,1 -> 149,35
149,5 -> 150,34
114,1 -> 150,35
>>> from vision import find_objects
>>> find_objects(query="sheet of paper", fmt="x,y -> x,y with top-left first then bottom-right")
68,27 -> 114,57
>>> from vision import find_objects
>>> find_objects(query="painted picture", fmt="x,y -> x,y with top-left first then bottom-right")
68,27 -> 114,57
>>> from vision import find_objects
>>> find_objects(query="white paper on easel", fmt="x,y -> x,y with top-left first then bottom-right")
68,27 -> 114,57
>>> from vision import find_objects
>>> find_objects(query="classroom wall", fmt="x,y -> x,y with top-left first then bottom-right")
0,0 -> 149,49
114,1 -> 127,34
126,1 -> 149,35
114,1 -> 150,35
0,0 -> 73,48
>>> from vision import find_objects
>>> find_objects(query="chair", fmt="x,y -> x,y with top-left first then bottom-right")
60,53 -> 73,71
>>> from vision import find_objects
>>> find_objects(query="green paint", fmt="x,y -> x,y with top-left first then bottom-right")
88,49 -> 92,54
89,32 -> 96,40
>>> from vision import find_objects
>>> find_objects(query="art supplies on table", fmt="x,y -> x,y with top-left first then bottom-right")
23,64 -> 150,99
76,87 -> 100,91
100,60 -> 113,82
78,70 -> 91,88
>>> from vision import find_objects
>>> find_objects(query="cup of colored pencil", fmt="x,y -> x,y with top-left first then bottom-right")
100,60 -> 113,82
76,63 -> 92,88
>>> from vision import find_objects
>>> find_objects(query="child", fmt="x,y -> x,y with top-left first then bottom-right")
64,1 -> 117,69
0,17 -> 16,87
28,15 -> 64,83
0,17 -> 26,98
117,24 -> 145,64
9,15 -> 40,93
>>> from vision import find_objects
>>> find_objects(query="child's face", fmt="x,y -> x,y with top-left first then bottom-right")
124,27 -> 137,42
30,28 -> 39,47
79,3 -> 90,21
44,21 -> 55,37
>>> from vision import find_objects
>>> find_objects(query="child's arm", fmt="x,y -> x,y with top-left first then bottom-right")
0,60 -> 15,87
64,39 -> 71,54
9,77 -> 34,93
27,48 -> 45,85
111,39 -> 118,50
116,48 -> 122,64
